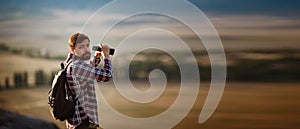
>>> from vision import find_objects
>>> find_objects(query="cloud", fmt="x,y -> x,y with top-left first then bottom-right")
1,2 -> 300,55
210,15 -> 300,43
0,9 -> 92,54
189,0 -> 300,19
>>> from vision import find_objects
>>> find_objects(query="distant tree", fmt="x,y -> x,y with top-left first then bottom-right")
26,49 -> 34,57
13,72 -> 22,88
5,77 -> 10,89
0,43 -> 9,51
23,71 -> 28,87
35,70 -> 46,86
11,48 -> 22,55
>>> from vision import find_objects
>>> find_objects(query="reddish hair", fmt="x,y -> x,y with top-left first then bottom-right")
69,33 -> 90,48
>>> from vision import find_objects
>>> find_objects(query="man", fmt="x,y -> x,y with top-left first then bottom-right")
65,33 -> 113,129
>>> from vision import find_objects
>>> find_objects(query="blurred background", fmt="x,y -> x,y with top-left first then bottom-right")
0,0 -> 300,129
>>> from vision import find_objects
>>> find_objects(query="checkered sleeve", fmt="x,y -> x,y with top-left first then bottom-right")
91,57 -> 101,68
74,59 -> 112,83
96,59 -> 113,82
66,64 -> 79,100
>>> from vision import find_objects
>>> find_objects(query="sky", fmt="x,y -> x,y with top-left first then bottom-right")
0,0 -> 300,55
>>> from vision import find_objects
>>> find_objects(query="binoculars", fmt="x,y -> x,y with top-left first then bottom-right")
92,46 -> 115,55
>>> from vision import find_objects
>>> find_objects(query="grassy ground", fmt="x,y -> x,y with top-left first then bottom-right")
0,82 -> 300,129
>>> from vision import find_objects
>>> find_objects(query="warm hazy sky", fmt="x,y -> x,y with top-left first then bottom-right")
0,0 -> 300,55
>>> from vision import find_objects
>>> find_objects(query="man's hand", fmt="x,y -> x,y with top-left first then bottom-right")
100,44 -> 110,59
94,51 -> 101,58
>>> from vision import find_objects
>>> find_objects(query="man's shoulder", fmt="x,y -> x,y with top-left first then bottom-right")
70,59 -> 93,69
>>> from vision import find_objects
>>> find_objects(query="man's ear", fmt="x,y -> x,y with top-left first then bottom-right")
70,47 -> 75,54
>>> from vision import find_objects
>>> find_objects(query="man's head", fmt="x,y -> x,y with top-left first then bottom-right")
69,33 -> 91,60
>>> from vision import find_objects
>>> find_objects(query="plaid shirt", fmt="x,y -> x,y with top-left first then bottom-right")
65,53 -> 112,129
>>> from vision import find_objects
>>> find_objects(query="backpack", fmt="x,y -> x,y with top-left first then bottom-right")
48,60 -> 76,121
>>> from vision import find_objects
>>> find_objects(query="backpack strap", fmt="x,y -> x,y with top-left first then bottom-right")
63,60 -> 76,99
64,59 -> 72,70
64,60 -> 81,100
60,59 -> 72,70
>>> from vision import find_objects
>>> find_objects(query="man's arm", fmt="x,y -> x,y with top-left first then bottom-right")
95,44 -> 112,82
74,59 -> 112,83
95,58 -> 112,82
92,52 -> 102,67
75,44 -> 113,82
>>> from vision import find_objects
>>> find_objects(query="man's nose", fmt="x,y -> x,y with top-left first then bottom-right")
85,47 -> 91,53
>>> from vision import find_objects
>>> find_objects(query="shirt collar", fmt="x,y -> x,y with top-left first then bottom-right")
66,52 -> 91,63
65,53 -> 80,63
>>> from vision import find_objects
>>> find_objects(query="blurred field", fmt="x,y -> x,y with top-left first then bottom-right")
0,82 -> 300,129
0,51 -> 62,86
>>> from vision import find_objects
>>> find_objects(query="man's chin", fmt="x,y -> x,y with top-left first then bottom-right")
82,55 -> 91,60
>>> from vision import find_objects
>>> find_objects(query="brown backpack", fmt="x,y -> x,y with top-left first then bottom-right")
48,61 -> 76,121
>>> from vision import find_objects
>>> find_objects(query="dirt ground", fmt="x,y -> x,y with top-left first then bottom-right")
0,82 -> 300,129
